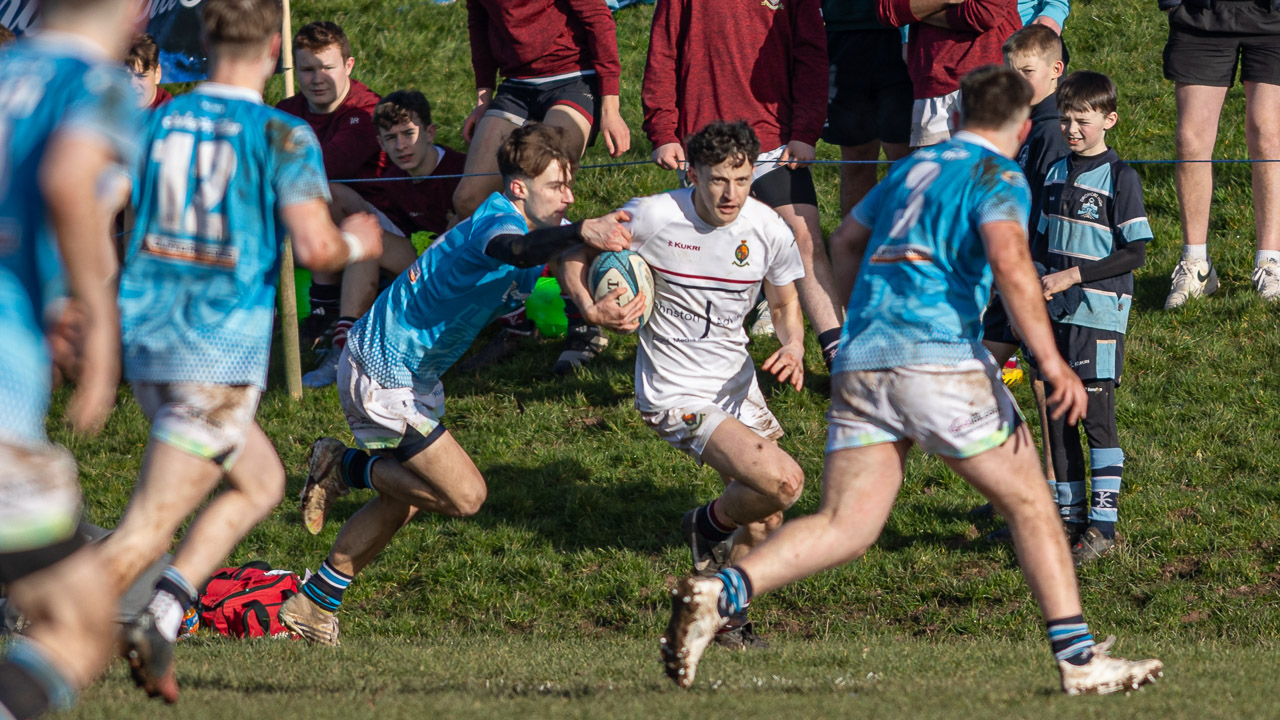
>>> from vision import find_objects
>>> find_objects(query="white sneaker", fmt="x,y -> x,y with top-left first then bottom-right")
1058,636 -> 1163,695
1164,257 -> 1218,309
660,576 -> 727,688
302,346 -> 342,388
1251,259 -> 1280,301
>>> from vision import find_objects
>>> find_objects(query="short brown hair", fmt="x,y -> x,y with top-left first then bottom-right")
686,120 -> 760,171
1002,24 -> 1063,65
959,65 -> 1032,131
202,0 -> 282,54
1057,71 -> 1118,116
294,21 -> 351,60
126,33 -> 160,73
374,91 -> 433,132
0,26 -> 15,46
498,123 -> 577,182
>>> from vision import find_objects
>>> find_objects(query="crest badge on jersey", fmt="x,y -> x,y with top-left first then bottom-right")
733,240 -> 750,267
681,413 -> 704,430
1078,192 -> 1102,221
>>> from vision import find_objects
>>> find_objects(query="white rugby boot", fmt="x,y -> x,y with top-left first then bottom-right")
300,437 -> 351,535
1164,257 -> 1218,309
1251,258 -> 1280,301
660,576 -> 728,688
1058,636 -> 1164,695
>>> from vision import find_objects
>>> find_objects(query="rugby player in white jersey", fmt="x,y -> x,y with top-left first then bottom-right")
562,120 -> 807,649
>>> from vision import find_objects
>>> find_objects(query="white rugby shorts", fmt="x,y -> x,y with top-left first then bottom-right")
826,357 -> 1022,459
641,378 -> 784,463
133,382 -> 261,470
909,89 -> 960,147
0,442 -> 80,553
338,349 -> 445,451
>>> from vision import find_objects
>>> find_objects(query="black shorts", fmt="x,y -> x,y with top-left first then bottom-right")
487,73 -> 600,146
1163,0 -> 1280,86
0,534 -> 84,585
980,294 -> 1019,347
750,165 -> 819,209
822,28 -> 913,147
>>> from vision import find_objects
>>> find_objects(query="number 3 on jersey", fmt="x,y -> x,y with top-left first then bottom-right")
153,132 -> 236,243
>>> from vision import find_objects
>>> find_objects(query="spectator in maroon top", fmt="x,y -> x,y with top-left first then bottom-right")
303,91 -> 468,389
277,21 -> 388,349
877,0 -> 1022,147
643,0 -> 845,370
457,0 -> 631,375
126,33 -> 172,110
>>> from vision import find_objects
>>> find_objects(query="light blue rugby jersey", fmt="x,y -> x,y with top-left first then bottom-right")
0,33 -> 140,445
119,84 -> 329,389
835,132 -> 1031,373
347,192 -> 543,393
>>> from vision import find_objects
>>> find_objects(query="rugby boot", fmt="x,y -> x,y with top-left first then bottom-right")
713,616 -> 769,650
121,611 -> 179,704
1164,257 -> 1218,309
552,324 -> 609,375
302,346 -> 342,389
278,593 -> 340,646
1071,526 -> 1116,566
1251,258 -> 1280,301
660,576 -> 728,688
1058,636 -> 1163,695
300,437 -> 350,535
680,509 -> 733,577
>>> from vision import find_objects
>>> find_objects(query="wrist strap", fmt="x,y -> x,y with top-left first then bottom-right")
341,231 -> 365,263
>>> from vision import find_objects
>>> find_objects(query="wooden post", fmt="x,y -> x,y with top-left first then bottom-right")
278,0 -> 303,400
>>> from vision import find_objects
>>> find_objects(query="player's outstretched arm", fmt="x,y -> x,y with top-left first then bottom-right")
828,214 -> 873,307
982,220 -> 1087,424
559,245 -> 645,333
282,199 -> 383,272
39,134 -> 122,434
760,280 -> 805,391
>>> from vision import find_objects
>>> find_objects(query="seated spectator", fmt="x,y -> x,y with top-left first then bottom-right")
277,21 -> 387,348
126,33 -> 172,109
304,91 -> 466,388
877,0 -> 1022,147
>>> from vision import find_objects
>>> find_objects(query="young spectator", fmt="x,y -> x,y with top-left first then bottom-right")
983,24 -> 1069,369
126,33 -> 172,110
1161,0 -> 1280,307
876,0 -> 1022,147
643,0 -> 846,369
100,0 -> 383,700
822,0 -> 913,217
303,90 -> 467,388
457,0 -> 632,375
1031,71 -> 1152,564
277,21 -> 387,347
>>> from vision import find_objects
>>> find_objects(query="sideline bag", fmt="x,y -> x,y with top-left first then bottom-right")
198,561 -> 299,638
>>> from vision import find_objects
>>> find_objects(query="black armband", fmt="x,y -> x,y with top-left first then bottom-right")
483,223 -> 583,268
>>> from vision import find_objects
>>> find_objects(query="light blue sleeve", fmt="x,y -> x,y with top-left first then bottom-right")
270,119 -> 331,208
1019,0 -> 1070,28
63,66 -> 143,169
972,166 -> 1032,232
472,208 -> 532,267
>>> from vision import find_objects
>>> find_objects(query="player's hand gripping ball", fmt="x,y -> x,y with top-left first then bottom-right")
588,250 -> 655,332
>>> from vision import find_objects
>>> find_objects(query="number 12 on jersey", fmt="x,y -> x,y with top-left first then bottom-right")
146,131 -> 238,266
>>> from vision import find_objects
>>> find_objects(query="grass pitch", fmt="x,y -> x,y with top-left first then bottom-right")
39,0 -> 1280,717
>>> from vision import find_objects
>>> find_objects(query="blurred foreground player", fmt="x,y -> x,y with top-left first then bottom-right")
98,0 -> 383,703
660,66 -> 1164,696
0,1 -> 143,717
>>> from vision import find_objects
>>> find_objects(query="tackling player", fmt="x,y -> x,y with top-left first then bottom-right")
278,123 -> 640,645
97,0 -> 383,703
659,66 -> 1164,696
562,121 -> 808,650
0,1 -> 143,717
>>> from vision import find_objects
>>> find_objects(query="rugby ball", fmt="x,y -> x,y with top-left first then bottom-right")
588,250 -> 655,331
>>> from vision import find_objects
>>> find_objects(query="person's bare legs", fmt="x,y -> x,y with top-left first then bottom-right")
338,232 -> 419,319
322,430 -> 486,579
1174,83 -> 1229,250
773,203 -> 843,336
838,142 -> 909,218
1245,81 -> 1280,254
735,441 -> 907,593
698,418 -> 805,530
944,425 -> 1081,619
164,424 -> 285,587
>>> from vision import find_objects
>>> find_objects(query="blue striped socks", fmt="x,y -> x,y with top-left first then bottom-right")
1047,615 -> 1095,666
339,448 -> 377,490
1088,447 -> 1123,539
714,566 -> 753,619
302,560 -> 352,613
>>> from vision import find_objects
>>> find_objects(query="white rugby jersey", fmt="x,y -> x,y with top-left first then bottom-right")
621,189 -> 805,412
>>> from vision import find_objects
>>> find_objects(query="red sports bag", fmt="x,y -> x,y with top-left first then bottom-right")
198,562 -> 299,638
